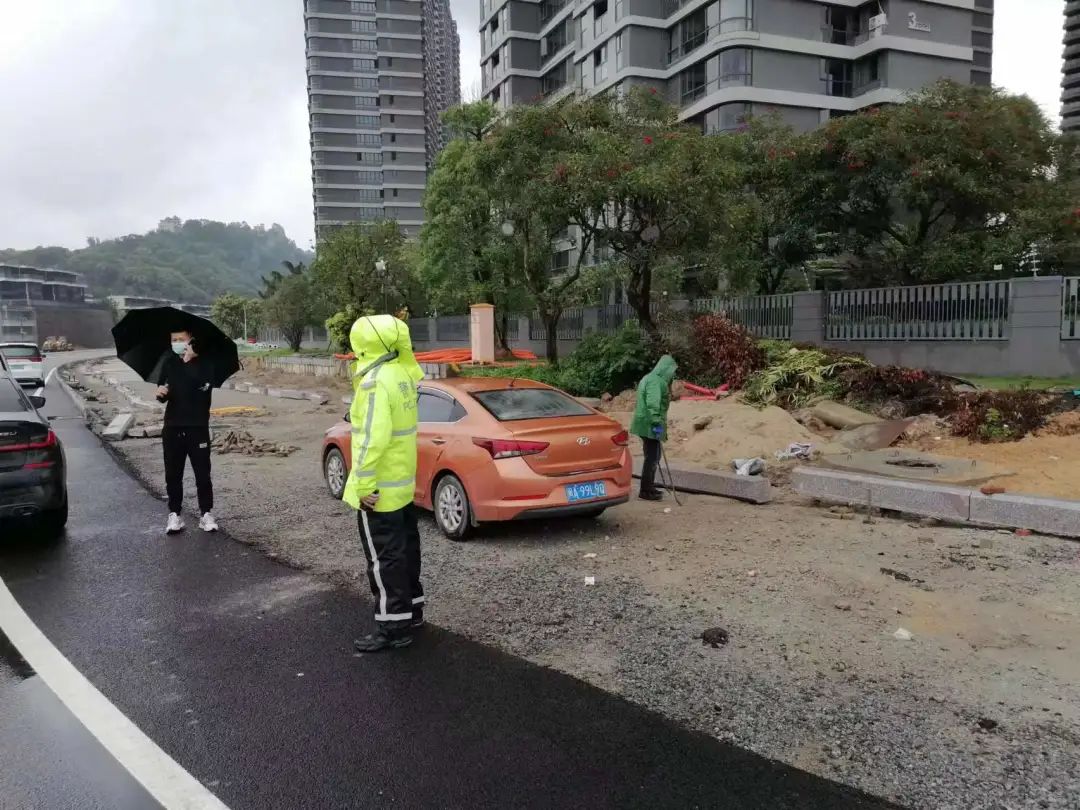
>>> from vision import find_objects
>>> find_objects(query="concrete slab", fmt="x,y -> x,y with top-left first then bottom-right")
821,419 -> 914,453
246,385 -> 267,396
792,468 -> 972,522
819,448 -> 1011,486
633,458 -> 772,504
811,400 -> 881,429
306,392 -> 330,405
102,412 -> 135,441
970,492 -> 1080,539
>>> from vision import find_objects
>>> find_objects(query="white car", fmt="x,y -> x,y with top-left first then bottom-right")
0,343 -> 45,388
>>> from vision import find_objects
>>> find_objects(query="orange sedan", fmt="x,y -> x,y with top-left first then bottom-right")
321,378 -> 633,539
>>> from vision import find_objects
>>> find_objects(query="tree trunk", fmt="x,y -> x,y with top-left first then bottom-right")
627,257 -> 655,334
286,327 -> 304,352
543,311 -> 561,366
495,311 -> 511,354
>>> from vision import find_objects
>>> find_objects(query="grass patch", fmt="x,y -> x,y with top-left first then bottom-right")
239,347 -> 333,359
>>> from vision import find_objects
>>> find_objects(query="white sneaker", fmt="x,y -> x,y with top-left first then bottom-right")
199,513 -> 219,533
166,513 -> 185,534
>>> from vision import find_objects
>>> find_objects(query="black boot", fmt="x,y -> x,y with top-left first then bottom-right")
639,489 -> 664,502
354,630 -> 413,653
411,609 -> 425,630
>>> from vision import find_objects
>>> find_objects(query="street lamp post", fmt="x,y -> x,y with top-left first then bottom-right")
375,258 -> 388,314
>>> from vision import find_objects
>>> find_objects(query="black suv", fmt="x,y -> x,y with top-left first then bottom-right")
0,372 -> 67,537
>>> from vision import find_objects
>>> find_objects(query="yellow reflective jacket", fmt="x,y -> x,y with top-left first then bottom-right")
342,315 -> 423,513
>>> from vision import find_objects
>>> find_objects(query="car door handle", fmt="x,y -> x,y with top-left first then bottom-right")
430,438 -> 447,445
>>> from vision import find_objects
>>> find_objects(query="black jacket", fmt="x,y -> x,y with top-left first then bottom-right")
161,355 -> 213,428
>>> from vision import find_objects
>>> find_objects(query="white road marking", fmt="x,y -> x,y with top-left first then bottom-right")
0,577 -> 230,810
44,366 -> 58,387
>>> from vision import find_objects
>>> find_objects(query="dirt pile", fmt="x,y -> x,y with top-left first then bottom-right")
213,430 -> 299,458
610,398 -> 816,469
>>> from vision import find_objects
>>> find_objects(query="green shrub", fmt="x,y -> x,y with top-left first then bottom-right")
743,347 -> 869,408
557,323 -> 657,397
325,304 -> 374,352
949,390 -> 1057,442
658,313 -> 765,389
457,323 -> 656,397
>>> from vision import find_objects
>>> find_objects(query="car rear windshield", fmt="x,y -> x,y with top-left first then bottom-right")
472,388 -> 592,421
0,380 -> 28,412
0,346 -> 39,358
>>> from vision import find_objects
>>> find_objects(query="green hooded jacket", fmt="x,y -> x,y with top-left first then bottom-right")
630,355 -> 677,441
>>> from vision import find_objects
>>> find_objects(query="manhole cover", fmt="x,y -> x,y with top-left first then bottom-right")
886,459 -> 941,470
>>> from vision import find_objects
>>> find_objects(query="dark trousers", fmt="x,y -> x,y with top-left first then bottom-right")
357,504 -> 424,631
162,427 -> 213,515
640,437 -> 662,494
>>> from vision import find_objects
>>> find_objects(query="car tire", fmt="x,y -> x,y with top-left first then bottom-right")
434,475 -> 471,541
324,448 -> 347,500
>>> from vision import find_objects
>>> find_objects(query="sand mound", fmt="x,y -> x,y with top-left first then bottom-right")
612,398 -> 816,470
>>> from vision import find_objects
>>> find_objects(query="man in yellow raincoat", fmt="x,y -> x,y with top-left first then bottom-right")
342,314 -> 425,652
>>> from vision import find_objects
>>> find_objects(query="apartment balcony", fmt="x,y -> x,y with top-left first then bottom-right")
666,17 -> 754,66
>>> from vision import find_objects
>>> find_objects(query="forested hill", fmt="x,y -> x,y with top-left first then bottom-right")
0,218 -> 313,303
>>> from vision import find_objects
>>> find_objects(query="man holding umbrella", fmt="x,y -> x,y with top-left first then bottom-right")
111,307 -> 240,536
157,331 -> 217,534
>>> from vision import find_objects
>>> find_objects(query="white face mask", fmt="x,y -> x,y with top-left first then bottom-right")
172,341 -> 188,355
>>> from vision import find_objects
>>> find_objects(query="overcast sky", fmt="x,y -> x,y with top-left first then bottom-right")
0,0 -> 1066,253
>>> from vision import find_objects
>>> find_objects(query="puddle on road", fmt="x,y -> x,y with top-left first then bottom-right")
0,629 -> 34,681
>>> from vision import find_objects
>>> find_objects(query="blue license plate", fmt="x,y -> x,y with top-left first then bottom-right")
565,481 -> 606,503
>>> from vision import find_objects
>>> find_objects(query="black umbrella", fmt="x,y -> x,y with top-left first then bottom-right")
111,307 -> 240,388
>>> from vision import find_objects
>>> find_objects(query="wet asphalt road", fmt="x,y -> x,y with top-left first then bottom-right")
0,357 -> 904,809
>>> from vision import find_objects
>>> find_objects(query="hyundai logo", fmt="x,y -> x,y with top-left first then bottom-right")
576,436 -> 591,446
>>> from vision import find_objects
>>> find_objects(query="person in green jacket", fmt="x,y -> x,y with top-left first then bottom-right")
630,354 -> 677,501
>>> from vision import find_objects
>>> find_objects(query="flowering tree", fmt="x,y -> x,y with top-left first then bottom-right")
806,80 -> 1058,285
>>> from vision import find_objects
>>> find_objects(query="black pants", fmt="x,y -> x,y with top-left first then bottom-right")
640,437 -> 662,494
162,427 -> 213,515
357,504 -> 424,631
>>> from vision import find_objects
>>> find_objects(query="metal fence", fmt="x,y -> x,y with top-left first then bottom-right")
1063,277 -> 1080,340
693,294 -> 794,340
530,308 -> 583,341
826,281 -> 1011,341
408,318 -> 430,343
435,315 -> 469,342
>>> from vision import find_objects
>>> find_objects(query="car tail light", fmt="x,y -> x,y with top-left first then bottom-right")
27,356 -> 42,363
0,430 -> 56,453
611,430 -> 629,446
472,438 -> 549,459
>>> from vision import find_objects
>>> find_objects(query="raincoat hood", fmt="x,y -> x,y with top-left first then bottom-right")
651,354 -> 677,384
349,314 -> 424,384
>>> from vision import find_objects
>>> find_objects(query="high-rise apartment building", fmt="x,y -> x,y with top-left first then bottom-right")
305,0 -> 461,239
1064,0 -> 1080,133
479,0 -> 993,134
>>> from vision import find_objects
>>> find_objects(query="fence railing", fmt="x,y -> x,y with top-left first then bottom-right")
826,281 -> 1011,341
693,294 -> 793,340
408,318 -> 430,343
435,315 -> 469,342
1063,277 -> 1080,340
530,308 -> 583,341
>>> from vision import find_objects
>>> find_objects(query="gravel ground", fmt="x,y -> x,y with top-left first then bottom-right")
75,363 -> 1080,810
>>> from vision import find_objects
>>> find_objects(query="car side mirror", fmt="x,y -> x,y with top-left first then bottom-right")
344,412 -> 351,423
29,395 -> 46,409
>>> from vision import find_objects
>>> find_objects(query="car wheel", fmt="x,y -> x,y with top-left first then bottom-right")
434,475 -> 471,541
324,448 -> 347,500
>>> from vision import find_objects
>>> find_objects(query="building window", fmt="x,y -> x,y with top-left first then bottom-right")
594,0 -> 608,35
351,37 -> 376,50
680,61 -> 707,105
704,102 -> 751,133
614,0 -> 624,20
593,44 -> 608,84
390,151 -> 398,161
354,77 -> 378,89
353,58 -> 376,72
389,114 -> 396,122
357,152 -> 382,164
389,133 -> 397,143
351,1 -> 376,12
356,95 -> 378,109
351,21 -> 376,34
392,189 -> 399,197
386,94 -> 395,104
719,0 -> 753,33
821,58 -> 852,97
357,134 -> 381,145
718,48 -> 751,86
615,32 -> 625,70
357,114 -> 379,127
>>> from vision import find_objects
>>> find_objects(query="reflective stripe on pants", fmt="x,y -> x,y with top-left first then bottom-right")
357,504 -> 424,626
